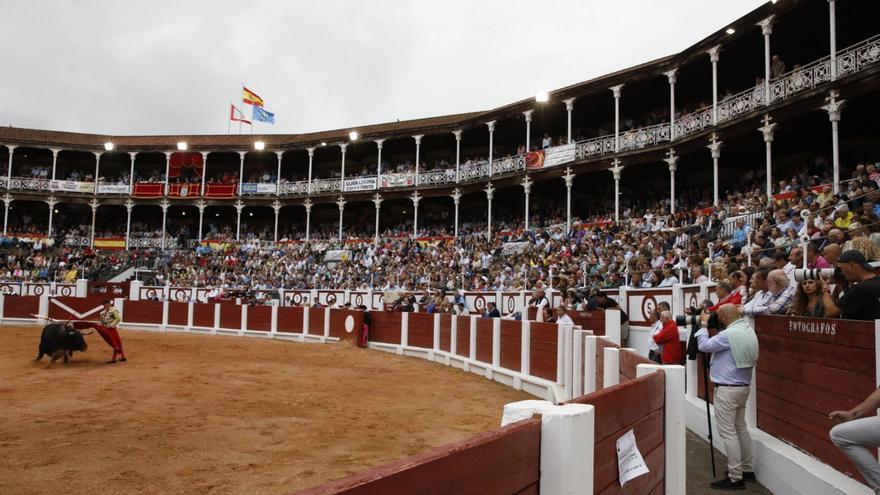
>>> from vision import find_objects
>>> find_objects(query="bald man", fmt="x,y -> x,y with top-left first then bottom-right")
696,304 -> 759,490
741,269 -> 794,316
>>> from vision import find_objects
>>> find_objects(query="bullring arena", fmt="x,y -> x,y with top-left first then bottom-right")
4,0 -> 880,493
0,325 -> 529,494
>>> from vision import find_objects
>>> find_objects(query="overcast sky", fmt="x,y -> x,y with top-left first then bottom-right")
0,0 -> 766,136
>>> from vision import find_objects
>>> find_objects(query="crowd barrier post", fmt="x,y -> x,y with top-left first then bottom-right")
672,283 -> 685,316
584,335 -> 598,394
746,368 -> 757,427
603,347 -> 620,388
211,303 -> 220,335
572,330 -> 586,397
75,279 -> 88,297
302,308 -> 310,338
399,312 -> 409,354
323,307 -> 331,339
431,313 -> 441,362
501,400 -> 595,495
129,280 -> 142,300
491,318 -> 501,371
0,294 -> 5,322
605,308 -> 621,345
37,294 -> 49,325
520,319 -> 531,376
240,305 -> 248,336
468,316 -> 477,370
185,301 -> 194,331
637,363 -> 686,495
269,305 -> 278,336
159,300 -> 168,332
448,316 -> 457,365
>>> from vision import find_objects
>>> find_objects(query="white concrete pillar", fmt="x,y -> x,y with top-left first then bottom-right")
89,200 -> 98,248
829,0 -> 837,79
523,110 -> 533,152
375,139 -> 384,181
521,176 -> 532,232
603,347 -> 620,388
275,150 -> 283,195
500,401 -> 595,495
6,145 -> 16,186
159,200 -> 169,250
611,160 -> 623,222
50,148 -> 60,182
708,134 -> 723,207
93,152 -> 101,194
708,46 -> 720,125
163,152 -> 172,195
413,135 -> 422,185
237,151 -> 246,195
1,194 -> 10,237
196,200 -> 205,242
637,364 -> 686,495
128,151 -> 137,195
272,200 -> 281,243
339,143 -> 347,185
46,196 -> 57,237
124,200 -> 133,249
665,69 -> 677,139
485,182 -> 494,241
664,150 -> 678,215
758,16 -> 775,104
823,90 -> 845,194
306,147 -> 315,194
411,191 -> 420,239
563,168 -> 574,233
235,200 -> 243,241
304,199 -> 312,242
199,151 -> 207,196
453,130 -> 462,183
452,188 -> 461,239
760,115 -> 777,204
610,85 -> 624,152
486,121 -> 496,174
563,98 -> 575,144
336,195 -> 345,242
372,193 -> 382,245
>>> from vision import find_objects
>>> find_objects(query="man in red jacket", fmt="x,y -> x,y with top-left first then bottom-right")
653,310 -> 683,365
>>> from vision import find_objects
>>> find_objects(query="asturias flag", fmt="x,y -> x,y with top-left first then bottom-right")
242,86 -> 264,107
253,106 -> 275,124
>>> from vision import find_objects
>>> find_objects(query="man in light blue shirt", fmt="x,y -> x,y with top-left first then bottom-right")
696,304 -> 759,490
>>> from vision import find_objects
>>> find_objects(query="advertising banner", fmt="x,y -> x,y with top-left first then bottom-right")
343,177 -> 377,192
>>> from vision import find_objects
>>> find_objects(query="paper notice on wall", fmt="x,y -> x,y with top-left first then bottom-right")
617,428 -> 649,486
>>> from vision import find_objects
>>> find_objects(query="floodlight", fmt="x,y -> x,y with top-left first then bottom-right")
726,28 -> 736,35
254,141 -> 265,151
349,131 -> 359,141
104,142 -> 114,151
177,142 -> 188,151
535,90 -> 549,103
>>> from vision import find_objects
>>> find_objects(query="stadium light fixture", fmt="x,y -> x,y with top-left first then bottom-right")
535,90 -> 549,103
349,131 -> 359,141
726,28 -> 736,35
54,209 -> 59,214
321,142 -> 327,146
182,211 -> 186,216
177,141 -> 188,151
104,142 -> 114,151
254,141 -> 265,151
249,212 -> 254,216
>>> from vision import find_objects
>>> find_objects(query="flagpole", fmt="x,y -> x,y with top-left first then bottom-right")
240,83 -> 245,135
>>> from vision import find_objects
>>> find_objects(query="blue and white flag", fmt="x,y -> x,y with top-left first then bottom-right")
252,105 -> 275,124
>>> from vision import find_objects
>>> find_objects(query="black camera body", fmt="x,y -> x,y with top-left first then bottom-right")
676,307 -> 720,361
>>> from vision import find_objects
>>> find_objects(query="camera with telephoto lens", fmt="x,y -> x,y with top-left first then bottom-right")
793,267 -> 841,282
676,307 -> 720,361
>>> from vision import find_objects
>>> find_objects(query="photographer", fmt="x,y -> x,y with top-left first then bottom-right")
824,250 -> 880,320
829,387 -> 880,492
695,304 -> 759,490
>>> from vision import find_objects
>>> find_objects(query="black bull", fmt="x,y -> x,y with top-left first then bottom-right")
34,323 -> 92,364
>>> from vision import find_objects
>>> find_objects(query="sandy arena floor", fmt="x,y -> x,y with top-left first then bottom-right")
0,325 -> 531,494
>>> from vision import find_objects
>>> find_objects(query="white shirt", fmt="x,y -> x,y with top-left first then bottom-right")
659,276 -> 679,287
648,320 -> 663,352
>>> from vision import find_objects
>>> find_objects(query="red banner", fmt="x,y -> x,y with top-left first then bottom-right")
525,150 -> 545,169
204,183 -> 237,198
132,182 -> 164,198
168,183 -> 201,198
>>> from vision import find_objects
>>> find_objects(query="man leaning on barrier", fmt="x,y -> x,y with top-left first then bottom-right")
830,388 -> 880,493
695,304 -> 759,491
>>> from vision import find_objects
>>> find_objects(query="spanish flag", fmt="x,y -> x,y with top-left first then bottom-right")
242,87 -> 264,107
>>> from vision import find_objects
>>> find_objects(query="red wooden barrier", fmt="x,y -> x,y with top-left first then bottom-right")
247,305 -> 272,332
328,309 -> 364,345
570,310 -> 606,335
308,308 -> 324,335
370,312 -> 402,344
620,349 -> 654,383
755,315 -> 876,484
529,322 -> 558,382
167,301 -> 188,326
2,295 -> 40,319
475,318 -> 493,365
124,300 -> 163,325
455,316 -> 470,358
437,314 -> 452,352
296,418 -> 541,495
48,296 -> 107,321
499,319 -> 522,373
219,304 -> 242,330
277,306 -> 304,333
132,182 -> 163,198
408,312 -> 434,349
192,303 -> 215,327
595,338 -> 616,392
569,371 -> 666,494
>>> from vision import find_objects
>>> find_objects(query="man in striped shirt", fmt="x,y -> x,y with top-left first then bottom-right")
741,270 -> 795,316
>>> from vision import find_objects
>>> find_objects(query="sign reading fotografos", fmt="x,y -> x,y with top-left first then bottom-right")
344,177 -> 377,192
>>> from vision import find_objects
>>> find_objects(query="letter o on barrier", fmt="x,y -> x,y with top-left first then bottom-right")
345,315 -> 355,333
